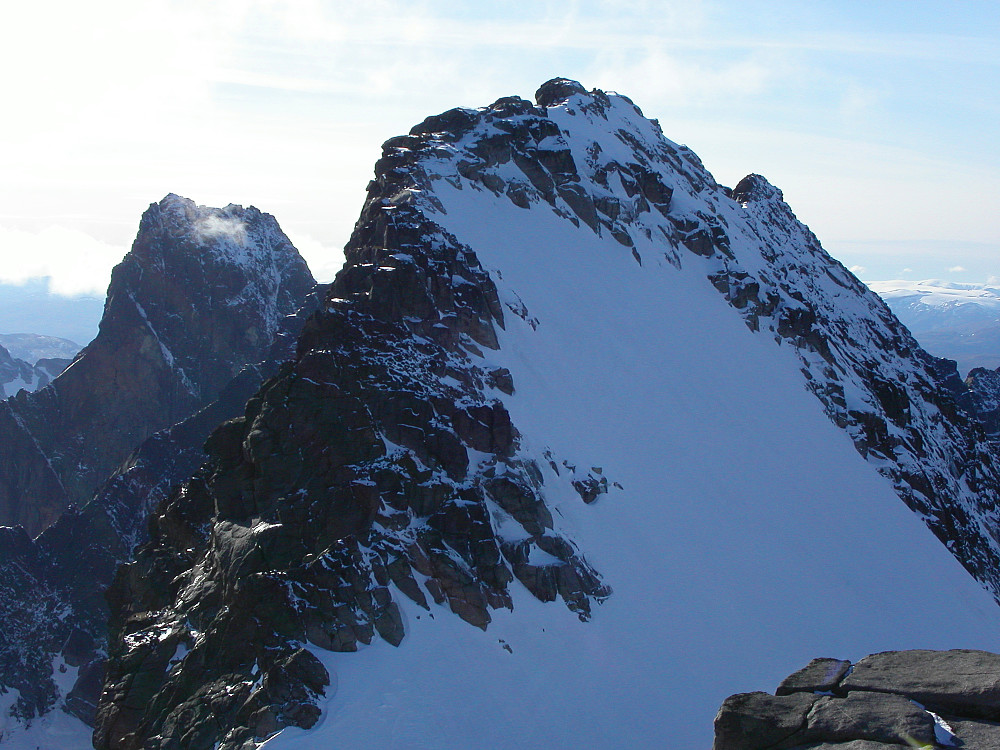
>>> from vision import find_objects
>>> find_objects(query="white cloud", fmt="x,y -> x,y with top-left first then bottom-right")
901,267 -> 914,273
283,231 -> 345,284
849,265 -> 867,275
0,225 -> 124,296
949,265 -> 967,273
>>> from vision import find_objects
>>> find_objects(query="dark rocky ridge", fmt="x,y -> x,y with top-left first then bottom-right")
0,194 -> 315,535
715,649 -> 1000,749
0,285 -> 325,727
93,121 -> 610,748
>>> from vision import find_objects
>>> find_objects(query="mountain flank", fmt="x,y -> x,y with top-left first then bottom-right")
0,194 -> 315,535
86,79 -> 1000,749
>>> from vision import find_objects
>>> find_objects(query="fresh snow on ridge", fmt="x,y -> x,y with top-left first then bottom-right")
263,90 -> 1000,749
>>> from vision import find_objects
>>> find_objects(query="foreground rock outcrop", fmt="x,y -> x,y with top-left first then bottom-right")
715,649 -> 1000,749
0,194 -> 315,535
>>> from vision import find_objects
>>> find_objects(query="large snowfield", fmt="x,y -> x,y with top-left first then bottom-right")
262,175 -> 1000,749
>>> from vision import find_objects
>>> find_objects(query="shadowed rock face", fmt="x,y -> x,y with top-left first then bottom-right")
0,194 -> 315,535
963,367 -> 1000,441
0,283 -> 327,727
714,650 -> 1000,749
93,113 -> 611,750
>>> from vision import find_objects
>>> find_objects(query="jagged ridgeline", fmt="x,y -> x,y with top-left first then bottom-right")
0,195 -> 320,733
0,196 -> 315,535
94,79 -> 1000,749
94,95 -> 612,749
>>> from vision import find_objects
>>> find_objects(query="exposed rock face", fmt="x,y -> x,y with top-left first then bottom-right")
963,367 -> 1000,441
715,650 -> 1000,749
93,119 -> 612,750
0,285 -> 326,728
0,194 -> 315,535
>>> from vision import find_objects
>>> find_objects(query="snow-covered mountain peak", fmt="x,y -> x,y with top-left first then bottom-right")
134,194 -> 303,288
90,81 -> 1000,750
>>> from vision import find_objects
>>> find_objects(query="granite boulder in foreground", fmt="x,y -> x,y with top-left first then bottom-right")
715,649 -> 1000,749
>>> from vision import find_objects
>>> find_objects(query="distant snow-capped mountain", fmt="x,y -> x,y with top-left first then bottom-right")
87,80 -> 1000,750
0,333 -> 82,364
0,342 -> 71,397
869,279 -> 1000,374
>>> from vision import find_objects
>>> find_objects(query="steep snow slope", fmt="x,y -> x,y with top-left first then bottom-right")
870,279 -> 1000,373
258,89 -> 1000,750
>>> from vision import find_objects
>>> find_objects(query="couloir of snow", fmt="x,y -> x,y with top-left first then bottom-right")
262,105 -> 1000,748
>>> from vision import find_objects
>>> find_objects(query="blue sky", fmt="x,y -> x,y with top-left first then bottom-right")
0,0 -> 997,321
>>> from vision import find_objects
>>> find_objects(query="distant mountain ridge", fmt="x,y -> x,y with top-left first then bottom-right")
0,341 -> 71,398
0,194 -> 315,535
0,333 -> 82,364
869,279 -> 1000,374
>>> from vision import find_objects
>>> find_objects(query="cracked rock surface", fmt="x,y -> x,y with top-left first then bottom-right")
715,649 -> 1000,749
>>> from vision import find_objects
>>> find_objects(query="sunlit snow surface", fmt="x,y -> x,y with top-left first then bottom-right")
263,101 -> 1000,747
0,684 -> 91,750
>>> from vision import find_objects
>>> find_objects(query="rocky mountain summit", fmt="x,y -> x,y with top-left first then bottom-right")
85,79 -> 1000,749
0,196 -> 319,742
0,194 -> 315,535
715,649 -> 1000,749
